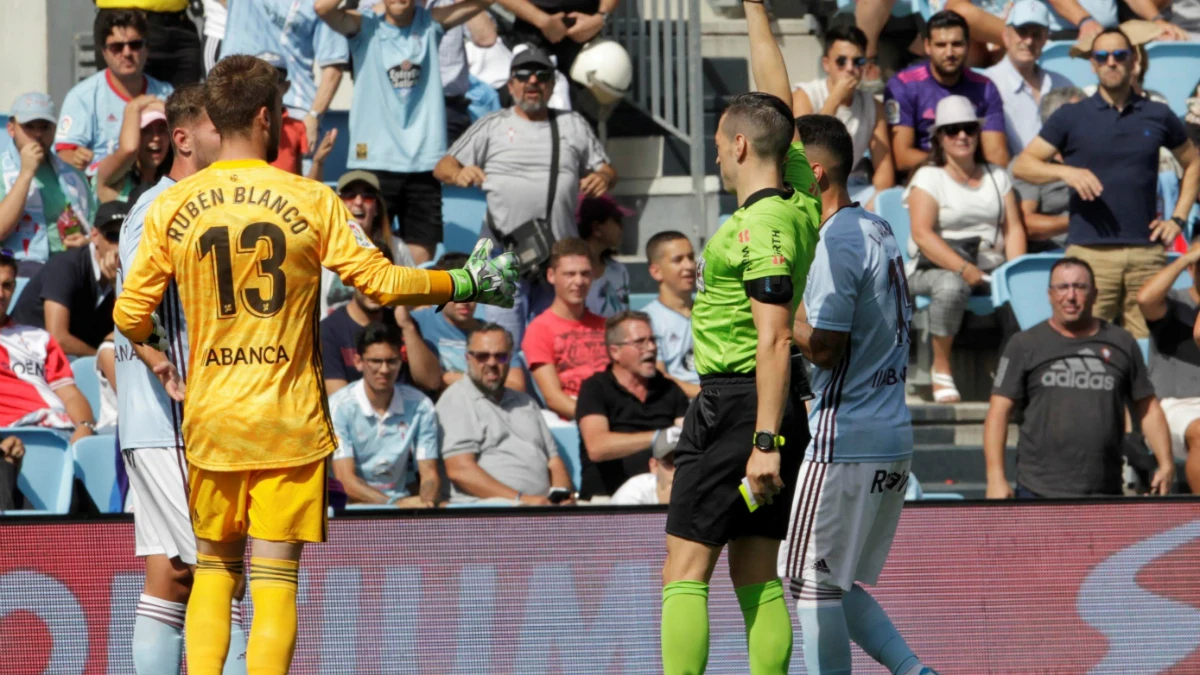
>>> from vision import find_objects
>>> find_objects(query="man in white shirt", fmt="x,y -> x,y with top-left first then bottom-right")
611,427 -> 679,506
984,1 -> 1074,158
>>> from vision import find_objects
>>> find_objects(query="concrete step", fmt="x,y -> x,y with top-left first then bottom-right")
910,445 -> 1015,485
909,401 -> 990,424
913,423 -> 1016,448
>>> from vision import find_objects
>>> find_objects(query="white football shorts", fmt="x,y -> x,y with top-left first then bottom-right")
123,446 -> 196,565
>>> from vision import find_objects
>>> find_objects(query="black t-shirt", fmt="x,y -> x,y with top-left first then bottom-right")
575,367 -> 690,498
1146,290 -> 1200,400
12,245 -> 114,349
319,306 -> 409,385
992,320 -> 1154,497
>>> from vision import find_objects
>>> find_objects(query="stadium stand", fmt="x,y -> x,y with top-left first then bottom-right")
550,424 -> 583,490
1038,41 -> 1096,89
69,356 -> 101,419
72,434 -> 121,513
1143,42 -> 1200,116
3,428 -> 73,515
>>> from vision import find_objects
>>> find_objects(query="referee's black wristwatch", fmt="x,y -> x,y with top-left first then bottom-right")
753,430 -> 784,452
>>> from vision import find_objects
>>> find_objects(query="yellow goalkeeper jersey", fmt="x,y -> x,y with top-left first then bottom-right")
114,159 -> 455,471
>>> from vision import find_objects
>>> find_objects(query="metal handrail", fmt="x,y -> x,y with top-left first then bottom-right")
606,0 -> 708,241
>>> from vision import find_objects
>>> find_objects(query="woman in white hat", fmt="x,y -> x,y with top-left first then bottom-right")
904,94 -> 1026,402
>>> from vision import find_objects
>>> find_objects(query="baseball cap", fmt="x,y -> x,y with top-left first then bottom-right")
94,200 -> 131,236
9,92 -> 57,125
653,426 -> 682,460
336,170 -> 381,194
930,95 -> 985,131
510,44 -> 556,72
576,194 -> 635,228
140,108 -> 167,129
1005,0 -> 1050,28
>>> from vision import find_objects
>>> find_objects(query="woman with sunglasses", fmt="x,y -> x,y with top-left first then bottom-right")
792,24 -> 894,210
321,170 -> 417,315
94,101 -> 171,204
905,95 -> 1026,402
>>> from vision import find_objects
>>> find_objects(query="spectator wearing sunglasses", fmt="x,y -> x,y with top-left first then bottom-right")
94,1 -> 204,86
434,45 -> 616,346
904,95 -> 1026,403
56,10 -> 174,174
439,323 -> 575,505
884,11 -> 1008,176
12,201 -> 127,357
413,253 -> 528,392
792,25 -> 894,210
576,311 -> 688,499
317,0 -> 494,266
1015,27 -> 1200,339
321,170 -> 417,316
983,1 -> 1073,158
1,93 -> 94,278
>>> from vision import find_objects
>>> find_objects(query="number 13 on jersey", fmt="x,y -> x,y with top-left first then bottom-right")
198,222 -> 289,319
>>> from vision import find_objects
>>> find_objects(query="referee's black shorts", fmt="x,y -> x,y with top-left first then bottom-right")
666,372 -> 809,547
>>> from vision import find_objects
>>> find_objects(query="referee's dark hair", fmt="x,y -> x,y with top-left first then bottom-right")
355,322 -> 403,355
795,114 -> 855,188
720,92 -> 795,165
604,310 -> 653,348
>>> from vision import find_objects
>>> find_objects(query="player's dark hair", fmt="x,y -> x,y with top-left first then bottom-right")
924,10 -> 969,42
795,114 -> 855,187
645,230 -> 690,263
0,253 -> 17,278
166,83 -> 208,133
95,9 -> 148,49
204,55 -> 280,138
549,237 -> 592,270
434,252 -> 470,271
355,322 -> 403,355
467,321 -> 515,352
823,25 -> 868,56
1091,27 -> 1133,52
1050,257 -> 1096,287
720,92 -> 795,165
604,310 -> 652,348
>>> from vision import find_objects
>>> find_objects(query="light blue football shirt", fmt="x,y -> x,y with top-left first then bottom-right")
221,0 -> 350,116
330,380 -> 440,501
346,7 -> 447,173
115,177 -> 189,450
412,307 -> 468,373
804,204 -> 913,463
642,299 -> 699,385
55,71 -> 173,172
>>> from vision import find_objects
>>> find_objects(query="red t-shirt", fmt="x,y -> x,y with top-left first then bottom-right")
0,320 -> 73,426
521,309 -> 609,399
272,111 -> 309,175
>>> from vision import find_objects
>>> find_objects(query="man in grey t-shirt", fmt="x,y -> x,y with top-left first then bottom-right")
434,45 -> 617,345
437,323 -> 576,504
983,257 -> 1175,498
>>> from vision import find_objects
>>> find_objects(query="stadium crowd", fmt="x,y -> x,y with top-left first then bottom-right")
4,0 -> 1200,515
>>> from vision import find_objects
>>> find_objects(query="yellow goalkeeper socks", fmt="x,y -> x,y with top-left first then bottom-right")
247,557 -> 300,675
187,553 -> 244,675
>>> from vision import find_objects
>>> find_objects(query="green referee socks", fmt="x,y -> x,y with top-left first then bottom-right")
662,580 -> 710,675
736,579 -> 794,675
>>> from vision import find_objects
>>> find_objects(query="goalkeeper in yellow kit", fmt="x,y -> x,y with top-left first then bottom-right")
113,55 -> 518,675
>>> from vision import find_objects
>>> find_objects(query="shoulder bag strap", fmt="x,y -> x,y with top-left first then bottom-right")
546,110 -> 560,223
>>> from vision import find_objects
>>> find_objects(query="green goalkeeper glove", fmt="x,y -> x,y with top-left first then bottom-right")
446,239 -> 519,308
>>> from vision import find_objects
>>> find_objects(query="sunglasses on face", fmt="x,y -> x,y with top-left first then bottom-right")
1091,49 -> 1131,64
512,69 -> 554,83
834,55 -> 871,68
940,122 -> 980,137
105,39 -> 145,54
468,351 -> 512,364
339,189 -> 377,202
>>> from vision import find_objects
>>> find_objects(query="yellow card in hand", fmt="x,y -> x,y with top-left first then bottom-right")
739,477 -> 760,513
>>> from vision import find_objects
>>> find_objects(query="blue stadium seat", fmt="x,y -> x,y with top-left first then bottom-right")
992,254 -> 1061,329
1137,337 -> 1151,363
72,434 -> 121,513
1144,42 -> 1200,116
550,424 -> 583,489
441,186 -> 487,255
2,428 -> 72,515
873,187 -> 931,310
989,252 -> 1063,308
12,277 -> 27,306
921,492 -> 965,500
70,356 -> 101,417
1039,41 -> 1096,89
629,292 -> 657,311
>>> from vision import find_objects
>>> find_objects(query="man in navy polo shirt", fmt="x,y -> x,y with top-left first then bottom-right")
1014,27 -> 1199,339
883,10 -> 1008,175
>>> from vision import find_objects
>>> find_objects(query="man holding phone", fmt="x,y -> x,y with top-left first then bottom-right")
439,322 -> 576,505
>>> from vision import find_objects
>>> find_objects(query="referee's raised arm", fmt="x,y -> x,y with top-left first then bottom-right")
742,0 -> 800,140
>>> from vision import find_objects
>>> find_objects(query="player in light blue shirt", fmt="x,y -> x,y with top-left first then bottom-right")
642,231 -> 700,398
221,0 -> 349,124
330,323 -> 441,506
55,10 -> 173,174
787,116 -> 936,675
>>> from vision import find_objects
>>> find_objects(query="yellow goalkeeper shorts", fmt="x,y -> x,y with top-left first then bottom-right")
188,458 -> 328,544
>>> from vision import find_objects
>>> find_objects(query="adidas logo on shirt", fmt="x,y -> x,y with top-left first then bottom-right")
1040,349 -> 1115,391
